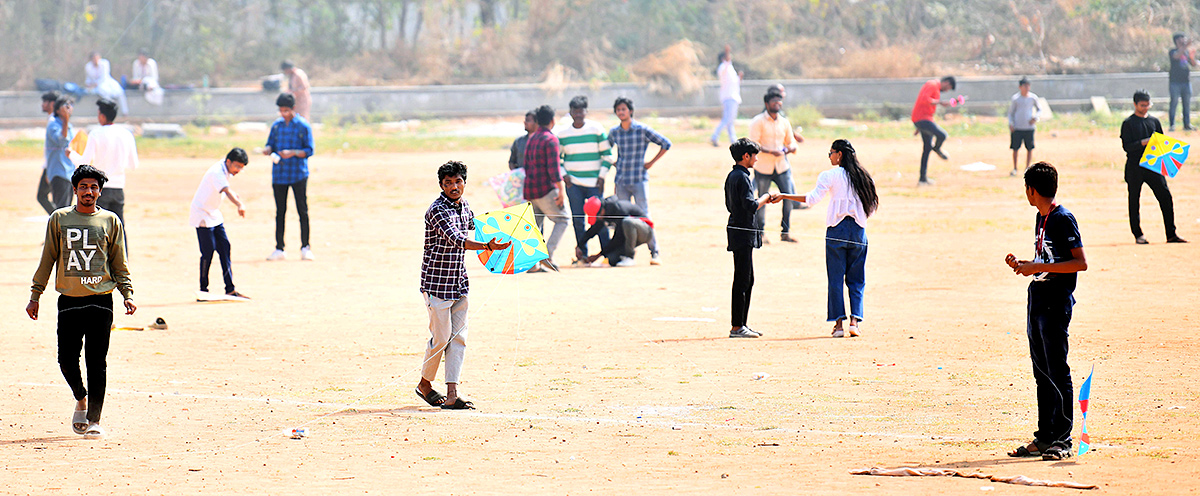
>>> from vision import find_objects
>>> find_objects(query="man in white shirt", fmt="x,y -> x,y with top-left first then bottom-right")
80,98 -> 138,239
710,45 -> 742,147
748,91 -> 798,243
190,148 -> 249,299
128,48 -> 163,106
84,52 -> 128,115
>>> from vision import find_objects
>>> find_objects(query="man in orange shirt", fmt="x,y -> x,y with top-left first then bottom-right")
912,76 -> 956,185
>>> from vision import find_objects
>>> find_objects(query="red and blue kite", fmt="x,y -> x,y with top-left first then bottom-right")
1078,365 -> 1094,456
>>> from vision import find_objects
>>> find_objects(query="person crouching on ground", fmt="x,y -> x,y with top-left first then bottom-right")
577,195 -> 654,267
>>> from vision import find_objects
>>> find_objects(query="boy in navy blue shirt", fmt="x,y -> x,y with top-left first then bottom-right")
1004,162 -> 1088,461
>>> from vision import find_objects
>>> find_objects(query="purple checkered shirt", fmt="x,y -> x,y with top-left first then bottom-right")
420,193 -> 475,300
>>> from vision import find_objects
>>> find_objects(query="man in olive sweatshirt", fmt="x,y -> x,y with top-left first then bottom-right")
26,164 -> 136,439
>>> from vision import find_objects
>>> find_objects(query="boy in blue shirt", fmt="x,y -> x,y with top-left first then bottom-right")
1004,162 -> 1088,461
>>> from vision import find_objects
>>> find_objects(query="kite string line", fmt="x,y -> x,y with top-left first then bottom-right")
555,212 -> 871,247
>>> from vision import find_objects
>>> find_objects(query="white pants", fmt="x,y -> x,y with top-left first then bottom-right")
421,293 -> 468,384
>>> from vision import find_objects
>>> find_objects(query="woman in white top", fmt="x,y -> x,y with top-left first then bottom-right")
710,45 -> 742,147
774,139 -> 879,337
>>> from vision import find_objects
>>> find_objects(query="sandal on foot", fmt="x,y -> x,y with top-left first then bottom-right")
83,423 -> 105,439
415,388 -> 446,407
831,325 -> 844,338
1008,441 -> 1042,457
441,398 -> 475,410
71,409 -> 88,435
847,325 -> 860,337
1042,446 -> 1072,460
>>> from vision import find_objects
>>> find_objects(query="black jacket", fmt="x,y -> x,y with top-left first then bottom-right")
724,164 -> 761,251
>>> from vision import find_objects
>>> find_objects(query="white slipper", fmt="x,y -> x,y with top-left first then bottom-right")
831,327 -> 844,338
83,422 -> 105,439
847,325 -> 860,337
71,410 -> 88,435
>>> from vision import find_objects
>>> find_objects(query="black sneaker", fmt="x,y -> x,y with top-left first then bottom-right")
933,148 -> 948,160
1167,236 -> 1189,243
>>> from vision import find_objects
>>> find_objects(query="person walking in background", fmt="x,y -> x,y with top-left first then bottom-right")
190,148 -> 250,300
26,165 -> 136,440
282,61 -> 312,120
1120,90 -> 1187,244
80,98 -> 139,229
554,96 -> 613,264
1008,78 -> 1041,175
36,91 -> 61,215
45,96 -> 76,210
774,139 -> 879,338
83,51 -> 128,115
911,76 -> 956,185
415,161 -> 510,410
609,97 -> 671,264
749,91 -> 799,243
710,44 -> 742,147
262,92 -> 316,260
508,110 -> 537,170
1168,33 -> 1195,132
523,105 -> 568,272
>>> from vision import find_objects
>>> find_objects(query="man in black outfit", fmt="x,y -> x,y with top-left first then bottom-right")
1120,90 -> 1188,244
578,196 -> 655,267
724,138 -> 774,339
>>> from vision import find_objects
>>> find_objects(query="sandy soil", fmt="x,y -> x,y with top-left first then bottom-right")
1,130 -> 1197,494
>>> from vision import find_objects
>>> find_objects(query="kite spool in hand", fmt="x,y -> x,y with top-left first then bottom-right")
948,95 -> 968,107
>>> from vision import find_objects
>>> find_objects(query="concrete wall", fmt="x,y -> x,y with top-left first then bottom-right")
0,72 -> 1171,126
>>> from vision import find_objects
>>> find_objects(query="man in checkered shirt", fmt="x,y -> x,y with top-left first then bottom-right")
608,97 -> 671,264
416,161 -> 510,410
262,92 -> 316,261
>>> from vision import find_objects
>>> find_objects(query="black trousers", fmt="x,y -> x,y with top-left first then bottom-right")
731,247 -> 754,328
273,178 -> 310,250
57,293 -> 114,423
1026,286 -> 1074,449
50,176 -> 73,209
1126,166 -> 1177,239
37,169 -> 55,214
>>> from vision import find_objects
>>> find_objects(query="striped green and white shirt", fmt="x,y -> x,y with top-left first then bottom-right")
553,120 -> 614,188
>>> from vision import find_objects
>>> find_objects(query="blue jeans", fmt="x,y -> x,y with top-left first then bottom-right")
1170,81 -> 1192,129
711,98 -> 739,144
566,182 -> 608,257
754,169 -> 795,234
197,225 -> 235,294
825,217 -> 867,322
913,120 -> 946,182
614,181 -> 658,256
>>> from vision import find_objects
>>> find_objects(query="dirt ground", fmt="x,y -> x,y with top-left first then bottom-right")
1,129 -> 1197,495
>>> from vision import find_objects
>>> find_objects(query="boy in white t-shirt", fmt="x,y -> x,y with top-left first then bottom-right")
189,148 -> 249,299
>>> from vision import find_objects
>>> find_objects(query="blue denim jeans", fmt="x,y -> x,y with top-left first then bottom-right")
711,98 -> 739,144
754,168 -> 795,234
825,217 -> 867,321
614,181 -> 658,256
566,182 -> 609,257
1170,81 -> 1192,129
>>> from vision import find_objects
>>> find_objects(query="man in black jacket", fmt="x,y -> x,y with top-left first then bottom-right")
1120,90 -> 1187,244
578,196 -> 654,267
724,138 -> 775,338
